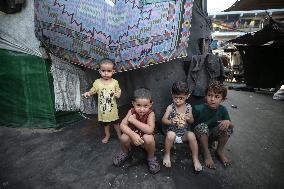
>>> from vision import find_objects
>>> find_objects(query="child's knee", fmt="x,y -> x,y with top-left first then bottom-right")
166,131 -> 176,141
120,134 -> 130,143
226,127 -> 233,137
217,127 -> 233,139
186,132 -> 197,141
143,134 -> 155,144
194,123 -> 209,138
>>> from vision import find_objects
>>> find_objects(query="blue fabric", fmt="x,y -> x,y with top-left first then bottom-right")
34,0 -> 194,72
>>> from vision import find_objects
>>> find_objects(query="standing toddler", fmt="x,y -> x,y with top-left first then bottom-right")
83,59 -> 121,144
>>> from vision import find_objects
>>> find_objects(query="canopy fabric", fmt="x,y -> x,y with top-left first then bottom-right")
50,54 -> 96,114
34,0 -> 194,72
0,49 -> 83,128
0,0 -> 42,57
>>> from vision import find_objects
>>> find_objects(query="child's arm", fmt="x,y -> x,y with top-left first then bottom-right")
161,105 -> 172,126
114,81 -> 121,98
120,110 -> 144,146
82,91 -> 92,98
114,88 -> 121,98
218,106 -> 233,130
82,81 -> 97,98
185,111 -> 194,124
128,112 -> 155,135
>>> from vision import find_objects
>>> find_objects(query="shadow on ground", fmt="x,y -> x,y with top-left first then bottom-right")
0,119 -> 224,189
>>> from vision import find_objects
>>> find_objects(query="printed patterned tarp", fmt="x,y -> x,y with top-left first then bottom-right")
35,0 -> 194,72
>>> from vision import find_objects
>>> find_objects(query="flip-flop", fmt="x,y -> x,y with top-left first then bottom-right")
148,157 -> 160,174
113,151 -> 132,166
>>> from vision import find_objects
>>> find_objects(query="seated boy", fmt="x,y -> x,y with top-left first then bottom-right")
113,88 -> 160,174
192,81 -> 234,169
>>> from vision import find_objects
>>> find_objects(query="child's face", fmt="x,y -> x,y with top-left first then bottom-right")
206,90 -> 224,109
99,62 -> 115,80
172,93 -> 188,107
132,98 -> 152,117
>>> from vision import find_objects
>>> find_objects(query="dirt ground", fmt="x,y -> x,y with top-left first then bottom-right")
1,89 -> 284,189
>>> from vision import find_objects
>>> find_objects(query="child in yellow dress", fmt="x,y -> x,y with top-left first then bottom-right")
83,59 -> 121,143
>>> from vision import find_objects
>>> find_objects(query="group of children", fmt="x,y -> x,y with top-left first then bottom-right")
83,59 -> 234,174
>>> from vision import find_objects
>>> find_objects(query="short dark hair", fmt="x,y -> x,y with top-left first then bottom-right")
171,81 -> 189,95
100,58 -> 115,68
206,81 -> 227,98
133,88 -> 152,101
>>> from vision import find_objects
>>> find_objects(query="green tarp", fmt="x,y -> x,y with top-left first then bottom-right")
0,49 -> 82,128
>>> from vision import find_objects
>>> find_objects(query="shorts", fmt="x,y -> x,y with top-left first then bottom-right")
167,124 -> 187,138
193,123 -> 233,141
99,120 -> 120,127
175,136 -> 183,144
166,128 -> 186,144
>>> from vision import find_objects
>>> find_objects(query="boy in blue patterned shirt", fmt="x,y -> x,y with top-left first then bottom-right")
162,81 -> 202,172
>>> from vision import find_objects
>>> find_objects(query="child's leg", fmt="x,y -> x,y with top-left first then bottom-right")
142,134 -> 160,174
113,123 -> 122,139
142,134 -> 156,159
199,134 -> 215,169
194,123 -> 215,169
216,128 -> 233,166
163,131 -> 176,167
120,133 -> 131,153
102,125 -> 110,144
183,131 -> 202,171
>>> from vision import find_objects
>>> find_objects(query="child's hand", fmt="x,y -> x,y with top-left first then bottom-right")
110,92 -> 115,98
111,92 -> 119,98
185,113 -> 192,121
218,120 -> 231,130
111,89 -> 121,99
82,92 -> 91,98
128,114 -> 136,123
172,113 -> 186,128
131,133 -> 144,146
172,116 -> 179,125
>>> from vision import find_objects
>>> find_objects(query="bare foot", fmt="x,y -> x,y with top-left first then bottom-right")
102,136 -> 110,144
216,151 -> 231,166
205,153 -> 216,169
193,159 -> 202,172
163,154 -> 171,167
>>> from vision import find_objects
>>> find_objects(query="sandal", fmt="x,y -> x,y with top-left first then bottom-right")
113,151 -> 131,166
147,157 -> 160,174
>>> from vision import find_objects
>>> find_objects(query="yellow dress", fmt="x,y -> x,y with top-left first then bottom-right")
90,79 -> 120,122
